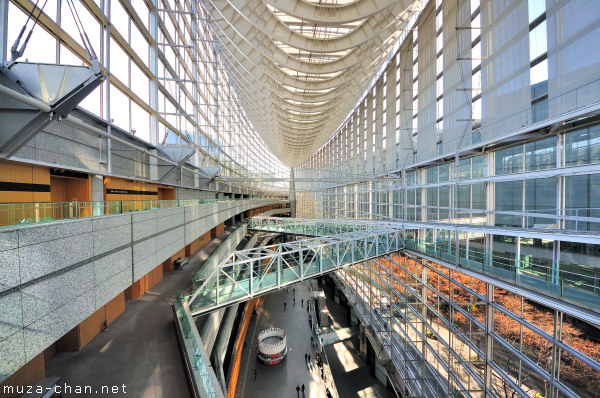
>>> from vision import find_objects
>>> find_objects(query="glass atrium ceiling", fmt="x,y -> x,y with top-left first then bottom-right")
203,0 -> 418,167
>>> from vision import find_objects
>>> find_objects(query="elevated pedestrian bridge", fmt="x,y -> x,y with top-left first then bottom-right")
183,217 -> 600,317
249,217 -> 600,316
186,226 -> 402,316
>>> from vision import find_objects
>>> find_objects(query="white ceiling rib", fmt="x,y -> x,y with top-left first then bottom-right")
204,0 -> 418,167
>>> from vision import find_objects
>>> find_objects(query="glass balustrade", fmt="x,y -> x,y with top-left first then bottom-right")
0,198 -> 286,228
173,297 -> 219,398
186,229 -> 402,315
249,218 -> 600,313
405,234 -> 600,310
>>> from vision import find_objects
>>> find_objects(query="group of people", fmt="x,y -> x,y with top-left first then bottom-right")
286,288 -> 308,309
279,285 -> 331,396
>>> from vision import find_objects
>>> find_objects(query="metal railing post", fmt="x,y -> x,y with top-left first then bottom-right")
216,271 -> 219,306
250,260 -> 254,296
319,246 -> 323,275
277,255 -> 281,288
300,248 -> 304,280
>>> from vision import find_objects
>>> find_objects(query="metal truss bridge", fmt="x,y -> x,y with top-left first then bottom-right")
248,217 -> 600,317
184,217 -> 600,318
186,226 -> 401,316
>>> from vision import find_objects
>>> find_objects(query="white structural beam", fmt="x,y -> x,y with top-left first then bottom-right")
265,0 -> 410,25
202,0 -> 420,167
187,226 -> 402,315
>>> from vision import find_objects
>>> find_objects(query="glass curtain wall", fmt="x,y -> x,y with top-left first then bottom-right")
5,0 -> 288,193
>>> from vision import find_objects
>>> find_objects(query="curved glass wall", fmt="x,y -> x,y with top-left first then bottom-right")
5,0 -> 288,193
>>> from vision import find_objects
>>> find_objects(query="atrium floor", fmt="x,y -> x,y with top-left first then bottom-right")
234,283 -> 329,398
235,278 -> 396,398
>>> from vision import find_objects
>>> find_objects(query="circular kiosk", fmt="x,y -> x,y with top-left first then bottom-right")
257,327 -> 287,365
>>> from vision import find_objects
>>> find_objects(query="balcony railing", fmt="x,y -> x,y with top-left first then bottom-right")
0,198 -> 286,229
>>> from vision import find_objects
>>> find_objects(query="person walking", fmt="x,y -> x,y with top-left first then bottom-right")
311,336 -> 314,347
293,288 -> 296,296
296,385 -> 300,396
301,299 -> 304,307
308,354 -> 311,363
293,297 -> 296,305
284,301 -> 287,310
254,369 -> 257,381
301,384 -> 305,395
304,353 -> 307,363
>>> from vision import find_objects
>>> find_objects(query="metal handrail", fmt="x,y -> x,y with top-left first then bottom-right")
0,198 -> 288,228
332,203 -> 600,232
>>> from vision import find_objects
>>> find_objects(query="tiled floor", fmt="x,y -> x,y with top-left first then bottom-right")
320,281 -> 395,398
236,278 -> 396,398
235,282 -> 330,398
321,284 -> 350,330
325,337 -> 395,398
45,227 -> 236,398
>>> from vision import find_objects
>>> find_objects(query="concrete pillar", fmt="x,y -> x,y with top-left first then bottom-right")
90,174 -> 104,216
149,149 -> 158,181
289,168 -> 296,217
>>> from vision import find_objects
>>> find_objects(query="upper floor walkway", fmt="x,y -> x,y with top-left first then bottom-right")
181,216 -> 600,318
186,225 -> 402,316
250,217 -> 600,313
0,197 -> 287,229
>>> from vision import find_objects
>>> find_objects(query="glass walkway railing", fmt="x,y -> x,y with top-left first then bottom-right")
185,227 -> 402,316
173,298 -> 223,398
248,216 -> 391,236
248,217 -> 600,313
404,238 -> 600,311
0,198 -> 285,228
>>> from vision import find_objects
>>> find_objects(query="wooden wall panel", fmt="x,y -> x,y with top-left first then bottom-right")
64,178 -> 90,202
152,265 -> 162,286
0,159 -> 50,204
157,187 -> 175,200
215,222 -> 225,236
165,248 -> 186,271
162,258 -> 174,273
50,177 -> 66,202
56,327 -> 80,352
211,223 -> 225,238
105,292 -> 125,324
125,281 -> 142,299
43,343 -> 56,361
139,275 -> 148,295
104,177 -> 159,202
0,159 -> 49,184
78,307 -> 105,349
